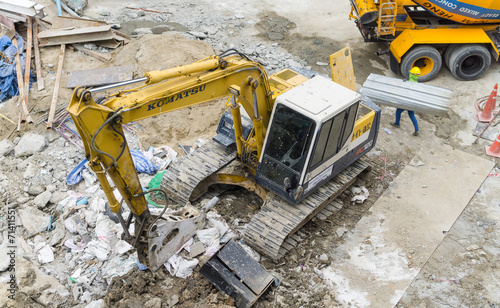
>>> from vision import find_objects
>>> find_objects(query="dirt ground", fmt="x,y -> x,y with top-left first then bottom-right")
0,0 -> 499,307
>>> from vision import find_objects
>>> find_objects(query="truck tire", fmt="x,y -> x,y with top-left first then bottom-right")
447,44 -> 491,81
444,44 -> 460,69
401,45 -> 442,82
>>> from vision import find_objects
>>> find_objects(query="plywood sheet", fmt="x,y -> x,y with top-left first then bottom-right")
66,65 -> 135,88
321,143 -> 494,307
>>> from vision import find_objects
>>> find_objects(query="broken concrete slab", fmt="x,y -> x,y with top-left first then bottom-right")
34,190 -> 52,209
16,256 -> 71,306
0,232 -> 12,272
321,143 -> 495,307
18,206 -> 50,235
189,241 -> 205,258
0,139 -> 14,156
14,132 -> 48,157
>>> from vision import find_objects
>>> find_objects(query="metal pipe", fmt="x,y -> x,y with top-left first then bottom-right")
202,197 -> 219,212
53,126 -> 83,150
376,49 -> 391,56
230,96 -> 244,156
144,58 -> 220,85
252,89 -> 260,120
55,0 -> 62,16
89,77 -> 148,93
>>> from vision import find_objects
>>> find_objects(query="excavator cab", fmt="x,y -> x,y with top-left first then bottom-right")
256,75 -> 379,204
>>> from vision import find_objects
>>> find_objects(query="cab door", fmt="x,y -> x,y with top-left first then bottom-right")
304,102 -> 359,192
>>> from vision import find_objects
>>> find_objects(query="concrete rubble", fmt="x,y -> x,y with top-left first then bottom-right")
0,126 -> 249,306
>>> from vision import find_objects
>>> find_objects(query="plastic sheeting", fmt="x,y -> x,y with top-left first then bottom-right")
67,150 -> 160,185
0,35 -> 34,102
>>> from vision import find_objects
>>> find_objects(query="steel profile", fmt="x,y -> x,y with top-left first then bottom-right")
360,73 -> 452,115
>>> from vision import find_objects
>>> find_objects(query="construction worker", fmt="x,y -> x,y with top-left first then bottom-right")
391,67 -> 420,136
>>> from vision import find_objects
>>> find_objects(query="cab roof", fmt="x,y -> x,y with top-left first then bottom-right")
275,75 -> 361,122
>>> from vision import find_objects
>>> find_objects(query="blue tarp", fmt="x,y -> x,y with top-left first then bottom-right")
0,35 -> 34,103
67,151 -> 160,185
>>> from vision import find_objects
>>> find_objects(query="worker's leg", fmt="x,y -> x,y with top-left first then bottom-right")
392,108 -> 404,127
407,110 -> 419,135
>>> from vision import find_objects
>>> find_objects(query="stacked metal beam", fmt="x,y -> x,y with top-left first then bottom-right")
360,73 -> 452,115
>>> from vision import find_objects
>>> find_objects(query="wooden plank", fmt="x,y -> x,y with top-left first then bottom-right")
12,37 -> 30,123
23,17 -> 33,124
69,44 -> 111,62
33,18 -> 44,91
47,44 -> 65,130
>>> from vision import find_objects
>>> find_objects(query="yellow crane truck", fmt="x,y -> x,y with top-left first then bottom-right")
349,0 -> 500,81
67,50 -> 380,270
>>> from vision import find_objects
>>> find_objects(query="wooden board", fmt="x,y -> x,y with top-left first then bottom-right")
23,17 -> 33,124
70,44 -> 111,62
321,143 -> 495,307
33,19 -> 44,91
47,44 -> 65,130
66,65 -> 135,88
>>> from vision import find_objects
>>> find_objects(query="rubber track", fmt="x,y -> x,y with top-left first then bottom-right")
160,140 -> 237,205
243,160 -> 370,261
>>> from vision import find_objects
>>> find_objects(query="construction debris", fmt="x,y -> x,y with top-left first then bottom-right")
38,25 -> 119,47
0,0 -> 45,21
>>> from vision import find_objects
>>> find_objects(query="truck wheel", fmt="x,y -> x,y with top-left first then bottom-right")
401,45 -> 442,82
448,44 -> 491,81
444,44 -> 460,69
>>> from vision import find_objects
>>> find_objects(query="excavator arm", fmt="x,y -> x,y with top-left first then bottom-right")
67,53 -> 276,269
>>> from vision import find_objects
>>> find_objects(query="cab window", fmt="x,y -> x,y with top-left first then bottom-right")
310,102 -> 359,169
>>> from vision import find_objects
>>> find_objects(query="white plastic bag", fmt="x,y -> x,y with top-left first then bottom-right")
351,186 -> 369,204
38,244 -> 54,264
86,239 -> 111,261
165,254 -> 198,279
196,227 -> 220,256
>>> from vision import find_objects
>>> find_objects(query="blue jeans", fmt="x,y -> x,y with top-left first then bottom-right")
395,108 -> 419,132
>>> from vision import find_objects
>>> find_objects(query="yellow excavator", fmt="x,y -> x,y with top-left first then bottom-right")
68,49 -> 380,270
349,0 -> 500,81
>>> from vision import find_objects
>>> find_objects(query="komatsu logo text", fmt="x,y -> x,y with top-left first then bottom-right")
147,85 -> 206,111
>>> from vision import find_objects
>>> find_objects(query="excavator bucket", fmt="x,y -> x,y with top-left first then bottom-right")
329,46 -> 356,92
